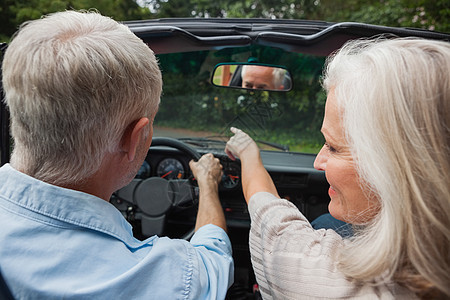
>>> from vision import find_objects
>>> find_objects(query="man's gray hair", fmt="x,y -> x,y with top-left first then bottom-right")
2,11 -> 162,185
241,65 -> 286,89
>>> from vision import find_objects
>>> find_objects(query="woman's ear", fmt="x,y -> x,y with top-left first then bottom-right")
121,117 -> 150,162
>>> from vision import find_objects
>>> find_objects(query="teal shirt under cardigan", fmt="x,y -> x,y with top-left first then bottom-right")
0,164 -> 233,299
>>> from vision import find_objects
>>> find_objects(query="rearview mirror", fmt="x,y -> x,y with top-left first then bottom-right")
211,63 -> 292,92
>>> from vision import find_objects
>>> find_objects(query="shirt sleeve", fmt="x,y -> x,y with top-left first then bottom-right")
189,224 -> 234,300
247,192 -> 414,300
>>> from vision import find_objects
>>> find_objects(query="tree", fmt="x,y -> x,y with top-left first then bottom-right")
1,0 -> 447,42
321,0 -> 449,33
0,0 -> 153,42
144,0 -> 448,32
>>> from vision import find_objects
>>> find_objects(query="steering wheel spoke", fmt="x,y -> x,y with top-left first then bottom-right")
115,178 -> 141,204
141,214 -> 166,237
169,179 -> 197,207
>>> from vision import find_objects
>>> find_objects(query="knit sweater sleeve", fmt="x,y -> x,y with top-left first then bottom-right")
247,192 -> 415,300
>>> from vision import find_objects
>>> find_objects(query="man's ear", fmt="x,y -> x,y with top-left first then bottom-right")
121,117 -> 150,162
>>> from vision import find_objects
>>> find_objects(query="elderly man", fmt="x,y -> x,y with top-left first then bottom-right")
0,11 -> 233,299
241,65 -> 286,90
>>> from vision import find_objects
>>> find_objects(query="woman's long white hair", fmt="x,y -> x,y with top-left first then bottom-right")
323,38 -> 450,297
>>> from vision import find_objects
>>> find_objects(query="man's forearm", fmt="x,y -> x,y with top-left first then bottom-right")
195,182 -> 227,232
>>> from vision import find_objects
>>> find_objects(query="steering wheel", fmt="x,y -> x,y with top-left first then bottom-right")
115,137 -> 201,240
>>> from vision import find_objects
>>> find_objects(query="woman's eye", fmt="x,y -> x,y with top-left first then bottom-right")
325,142 -> 337,153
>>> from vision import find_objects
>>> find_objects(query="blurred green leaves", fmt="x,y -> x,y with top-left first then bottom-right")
0,0 -> 446,153
155,46 -> 327,153
147,0 -> 448,32
0,0 -> 152,42
1,0 -> 447,42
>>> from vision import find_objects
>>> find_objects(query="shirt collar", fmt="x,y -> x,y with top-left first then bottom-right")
0,164 -> 151,248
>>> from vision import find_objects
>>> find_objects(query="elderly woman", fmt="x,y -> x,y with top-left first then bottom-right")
225,38 -> 449,299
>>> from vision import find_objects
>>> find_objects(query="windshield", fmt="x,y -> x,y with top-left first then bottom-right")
153,45 -> 326,154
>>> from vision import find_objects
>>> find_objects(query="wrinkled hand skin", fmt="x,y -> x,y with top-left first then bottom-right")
189,153 -> 223,187
190,153 -> 227,232
225,127 -> 259,161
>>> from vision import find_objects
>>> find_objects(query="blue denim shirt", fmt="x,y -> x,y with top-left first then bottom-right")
0,164 -> 234,299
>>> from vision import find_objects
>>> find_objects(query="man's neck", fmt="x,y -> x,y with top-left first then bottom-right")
60,153 -> 123,201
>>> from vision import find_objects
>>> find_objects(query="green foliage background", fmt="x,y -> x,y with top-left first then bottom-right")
155,46 -> 327,152
0,0 -> 447,152
1,0 -> 448,42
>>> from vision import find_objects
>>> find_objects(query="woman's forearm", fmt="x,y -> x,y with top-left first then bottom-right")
240,153 -> 279,203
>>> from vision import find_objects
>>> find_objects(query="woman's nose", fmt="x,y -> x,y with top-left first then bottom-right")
314,145 -> 327,171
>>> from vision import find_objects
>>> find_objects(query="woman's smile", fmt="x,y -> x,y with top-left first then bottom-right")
328,186 -> 337,197
314,89 -> 379,224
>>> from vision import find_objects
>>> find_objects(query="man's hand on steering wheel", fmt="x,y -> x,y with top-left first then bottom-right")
189,153 -> 223,189
190,153 -> 227,233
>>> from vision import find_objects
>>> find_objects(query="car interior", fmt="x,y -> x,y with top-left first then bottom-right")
0,19 -> 448,299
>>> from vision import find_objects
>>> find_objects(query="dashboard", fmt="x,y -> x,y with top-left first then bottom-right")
108,143 -> 331,298
135,147 -> 243,192
112,145 -> 330,236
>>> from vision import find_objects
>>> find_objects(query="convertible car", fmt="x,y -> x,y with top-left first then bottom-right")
0,18 -> 448,299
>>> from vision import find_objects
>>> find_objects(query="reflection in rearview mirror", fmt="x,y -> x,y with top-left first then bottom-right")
211,64 -> 292,92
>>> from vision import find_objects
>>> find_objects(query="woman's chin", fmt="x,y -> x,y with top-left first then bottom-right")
328,199 -> 346,223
